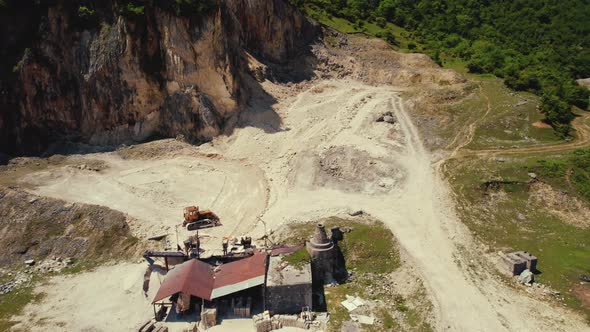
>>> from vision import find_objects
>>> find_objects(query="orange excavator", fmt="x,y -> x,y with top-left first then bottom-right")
182,206 -> 220,231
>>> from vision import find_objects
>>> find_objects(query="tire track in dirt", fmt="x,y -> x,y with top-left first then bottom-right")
452,110 -> 590,159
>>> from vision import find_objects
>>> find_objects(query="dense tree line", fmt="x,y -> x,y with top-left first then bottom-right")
292,0 -> 590,137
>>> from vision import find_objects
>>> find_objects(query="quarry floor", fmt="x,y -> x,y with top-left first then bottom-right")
11,80 -> 590,331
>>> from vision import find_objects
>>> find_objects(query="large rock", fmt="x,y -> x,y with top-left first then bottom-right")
518,269 -> 534,284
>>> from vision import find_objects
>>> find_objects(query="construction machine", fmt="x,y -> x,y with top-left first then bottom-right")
182,206 -> 220,231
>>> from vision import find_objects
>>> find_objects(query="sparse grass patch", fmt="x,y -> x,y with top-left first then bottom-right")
0,277 -> 44,331
60,259 -> 96,275
379,308 -> 397,329
279,217 -> 429,331
323,285 -> 350,331
283,217 -> 400,274
335,218 -> 399,274
438,77 -> 561,149
281,247 -> 310,270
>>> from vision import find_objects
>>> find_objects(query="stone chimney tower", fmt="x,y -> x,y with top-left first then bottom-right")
306,223 -> 337,284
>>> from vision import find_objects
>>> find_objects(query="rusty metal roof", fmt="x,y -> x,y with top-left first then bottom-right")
152,251 -> 267,303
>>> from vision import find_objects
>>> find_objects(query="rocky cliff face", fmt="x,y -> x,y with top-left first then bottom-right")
0,0 -> 317,155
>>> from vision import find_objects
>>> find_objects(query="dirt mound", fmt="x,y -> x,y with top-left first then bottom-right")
316,33 -> 467,88
529,181 -> 590,228
0,188 -> 139,267
532,121 -> 552,129
314,146 -> 404,194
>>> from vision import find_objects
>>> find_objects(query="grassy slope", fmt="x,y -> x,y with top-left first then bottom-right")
282,217 -> 430,331
436,59 -> 590,320
0,276 -> 44,331
446,152 -> 590,318
301,5 -> 415,51
437,59 -> 561,149
464,79 -> 560,149
284,217 -> 400,274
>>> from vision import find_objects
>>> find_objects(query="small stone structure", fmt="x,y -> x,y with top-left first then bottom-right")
253,311 -> 314,332
266,255 -> 313,314
306,224 -> 338,284
502,251 -> 538,275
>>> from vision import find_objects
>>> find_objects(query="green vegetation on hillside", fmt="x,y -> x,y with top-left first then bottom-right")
438,76 -> 563,149
446,152 -> 590,318
292,0 -> 590,137
535,148 -> 590,201
281,217 -> 430,331
283,217 -> 400,274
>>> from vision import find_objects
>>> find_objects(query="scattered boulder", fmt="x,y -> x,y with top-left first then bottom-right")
24,259 -> 35,266
518,269 -> 534,284
580,275 -> 590,282
375,111 -> 396,124
0,272 -> 32,295
348,210 -> 364,217
383,115 -> 396,124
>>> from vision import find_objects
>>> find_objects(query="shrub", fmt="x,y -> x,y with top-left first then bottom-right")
375,16 -> 386,28
384,30 -> 398,45
121,2 -> 145,18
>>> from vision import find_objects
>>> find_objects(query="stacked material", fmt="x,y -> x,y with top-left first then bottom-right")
502,251 -> 538,276
253,311 -> 312,332
200,308 -> 217,330
253,311 -> 273,332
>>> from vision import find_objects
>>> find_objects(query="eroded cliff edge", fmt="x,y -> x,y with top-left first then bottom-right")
0,0 -> 317,155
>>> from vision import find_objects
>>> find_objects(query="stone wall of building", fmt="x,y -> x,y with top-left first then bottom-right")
267,283 -> 312,314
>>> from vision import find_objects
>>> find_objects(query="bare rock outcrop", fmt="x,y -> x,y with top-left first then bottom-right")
0,0 -> 317,155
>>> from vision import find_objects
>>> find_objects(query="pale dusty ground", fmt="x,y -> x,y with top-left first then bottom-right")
13,263 -> 163,331
12,80 -> 590,331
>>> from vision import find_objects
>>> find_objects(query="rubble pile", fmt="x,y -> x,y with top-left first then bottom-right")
375,111 -> 397,124
31,257 -> 74,274
0,272 -> 32,295
253,311 -> 320,332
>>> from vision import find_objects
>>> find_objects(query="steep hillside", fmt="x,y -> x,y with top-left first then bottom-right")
0,0 -> 317,155
0,187 -> 139,266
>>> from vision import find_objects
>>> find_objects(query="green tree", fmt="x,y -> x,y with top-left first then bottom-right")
541,94 -> 575,137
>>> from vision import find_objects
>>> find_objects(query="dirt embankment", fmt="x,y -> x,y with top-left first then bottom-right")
0,187 -> 139,267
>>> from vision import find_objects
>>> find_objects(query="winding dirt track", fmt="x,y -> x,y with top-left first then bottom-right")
453,101 -> 590,159
15,80 -> 590,332
199,81 -> 590,331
